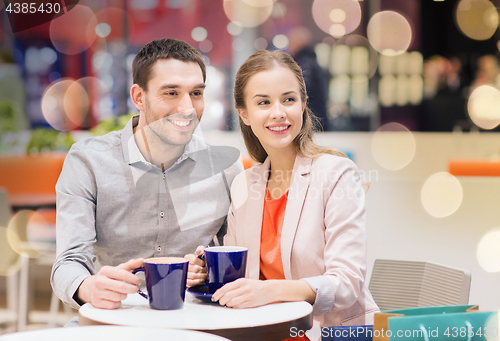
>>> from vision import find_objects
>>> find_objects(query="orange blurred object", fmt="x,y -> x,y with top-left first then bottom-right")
0,153 -> 66,194
448,159 -> 500,176
241,156 -> 254,170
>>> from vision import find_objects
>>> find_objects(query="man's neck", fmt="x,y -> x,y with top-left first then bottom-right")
133,125 -> 186,170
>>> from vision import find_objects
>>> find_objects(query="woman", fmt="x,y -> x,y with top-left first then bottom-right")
198,50 -> 378,337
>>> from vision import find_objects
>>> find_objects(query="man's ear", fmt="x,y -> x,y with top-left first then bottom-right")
130,84 -> 145,112
238,108 -> 250,126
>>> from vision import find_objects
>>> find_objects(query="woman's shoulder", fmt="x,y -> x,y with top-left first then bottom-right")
311,153 -> 357,172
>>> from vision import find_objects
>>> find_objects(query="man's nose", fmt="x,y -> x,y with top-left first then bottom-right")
177,93 -> 194,112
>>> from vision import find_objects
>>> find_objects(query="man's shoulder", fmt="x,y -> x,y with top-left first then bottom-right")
71,130 -> 123,153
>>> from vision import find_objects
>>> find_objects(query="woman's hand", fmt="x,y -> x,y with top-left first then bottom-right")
184,245 -> 207,287
211,278 -> 275,308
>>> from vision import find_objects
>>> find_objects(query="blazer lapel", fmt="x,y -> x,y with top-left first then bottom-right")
243,158 -> 270,279
281,155 -> 312,279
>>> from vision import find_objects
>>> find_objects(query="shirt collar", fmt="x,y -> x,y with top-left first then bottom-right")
121,115 -> 207,169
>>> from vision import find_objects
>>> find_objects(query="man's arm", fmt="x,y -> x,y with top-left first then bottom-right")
50,144 -> 142,309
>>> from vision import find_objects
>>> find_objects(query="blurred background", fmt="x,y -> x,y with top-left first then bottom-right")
1,0 -> 500,140
1,0 -> 500,335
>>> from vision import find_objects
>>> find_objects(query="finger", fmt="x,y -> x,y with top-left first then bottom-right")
217,286 -> 246,306
224,293 -> 250,309
95,274 -> 139,295
100,266 -> 141,286
117,258 -> 144,271
212,281 -> 240,302
187,263 -> 207,273
92,297 -> 122,310
94,289 -> 129,303
187,278 -> 204,288
194,245 -> 205,256
185,254 -> 205,268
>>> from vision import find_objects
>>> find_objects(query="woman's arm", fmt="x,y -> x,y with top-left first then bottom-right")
212,278 -> 315,308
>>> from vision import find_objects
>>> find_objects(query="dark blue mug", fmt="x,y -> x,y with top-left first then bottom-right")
132,257 -> 189,310
204,246 -> 248,293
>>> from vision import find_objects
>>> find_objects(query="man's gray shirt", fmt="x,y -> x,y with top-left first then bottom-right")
51,116 -> 242,309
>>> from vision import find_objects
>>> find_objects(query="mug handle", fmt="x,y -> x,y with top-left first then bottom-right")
131,267 -> 148,300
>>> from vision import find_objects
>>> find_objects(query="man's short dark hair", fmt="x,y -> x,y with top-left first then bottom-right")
132,38 -> 206,91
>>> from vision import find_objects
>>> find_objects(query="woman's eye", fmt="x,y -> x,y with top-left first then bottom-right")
258,100 -> 269,105
284,97 -> 296,103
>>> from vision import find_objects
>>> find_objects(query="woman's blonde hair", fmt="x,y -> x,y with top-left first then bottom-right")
234,50 -> 346,163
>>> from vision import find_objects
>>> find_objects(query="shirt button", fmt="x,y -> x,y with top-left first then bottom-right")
157,246 -> 161,252
160,211 -> 164,218
162,173 -> 165,179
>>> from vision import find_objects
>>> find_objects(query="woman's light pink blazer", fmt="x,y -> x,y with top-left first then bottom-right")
224,154 -> 379,327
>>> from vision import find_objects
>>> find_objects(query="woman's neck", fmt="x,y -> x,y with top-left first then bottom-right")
266,146 -> 297,199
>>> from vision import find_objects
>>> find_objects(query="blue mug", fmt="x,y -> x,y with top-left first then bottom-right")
204,246 -> 248,293
132,257 -> 189,310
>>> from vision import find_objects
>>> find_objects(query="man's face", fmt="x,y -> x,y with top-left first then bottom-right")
141,59 -> 205,147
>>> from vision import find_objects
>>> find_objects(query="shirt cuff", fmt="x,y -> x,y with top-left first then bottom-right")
69,274 -> 91,310
302,276 -> 335,316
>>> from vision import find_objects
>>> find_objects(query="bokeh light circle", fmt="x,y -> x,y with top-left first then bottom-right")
312,0 -> 361,36
224,0 -> 273,28
50,5 -> 97,55
330,9 -> 346,23
254,37 -> 268,50
199,40 -> 213,53
336,35 -> 379,79
371,122 -> 416,170
41,79 -> 89,131
242,0 -> 274,6
273,34 -> 289,49
192,27 -> 208,42
421,172 -> 463,218
76,77 -> 110,119
96,23 -> 111,38
455,0 -> 498,41
468,85 -> 500,129
7,210 -> 44,259
227,21 -> 244,36
329,24 -> 346,38
367,11 -> 412,56
0,226 -> 21,276
95,8 -> 134,41
476,228 -> 500,272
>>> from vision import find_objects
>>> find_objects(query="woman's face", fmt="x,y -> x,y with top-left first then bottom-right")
238,66 -> 304,155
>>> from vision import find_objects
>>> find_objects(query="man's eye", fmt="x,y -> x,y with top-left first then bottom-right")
191,91 -> 203,96
165,92 -> 177,96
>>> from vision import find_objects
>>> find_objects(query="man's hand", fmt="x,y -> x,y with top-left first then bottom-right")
76,258 -> 143,309
184,245 -> 207,287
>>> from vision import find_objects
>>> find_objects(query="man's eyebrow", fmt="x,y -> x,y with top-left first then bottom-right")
157,83 -> 206,91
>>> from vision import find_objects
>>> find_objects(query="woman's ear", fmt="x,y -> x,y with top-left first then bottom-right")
130,84 -> 145,112
238,108 -> 251,126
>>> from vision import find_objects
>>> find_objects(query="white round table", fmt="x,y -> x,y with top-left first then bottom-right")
79,292 -> 313,340
0,325 -> 230,341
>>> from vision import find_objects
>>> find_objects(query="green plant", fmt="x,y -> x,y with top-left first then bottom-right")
90,112 -> 136,136
0,101 -> 16,135
26,128 -> 75,155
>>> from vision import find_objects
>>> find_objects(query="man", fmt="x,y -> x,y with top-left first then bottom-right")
51,38 -> 242,311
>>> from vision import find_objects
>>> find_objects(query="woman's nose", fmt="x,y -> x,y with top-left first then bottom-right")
270,102 -> 285,119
